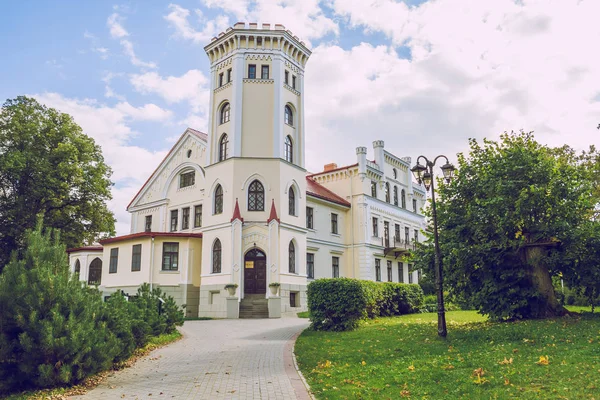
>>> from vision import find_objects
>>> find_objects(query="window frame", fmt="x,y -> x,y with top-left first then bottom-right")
331,213 -> 338,234
162,242 -> 179,271
214,185 -> 223,215
227,68 -> 232,83
194,205 -> 202,228
393,186 -> 398,206
307,252 -> 314,279
145,215 -> 152,232
387,260 -> 393,282
284,135 -> 293,163
372,217 -> 378,237
218,72 -> 224,87
179,171 -> 195,188
248,180 -> 265,211
170,210 -> 178,232
182,207 -> 190,230
375,259 -> 381,281
371,181 -> 377,197
261,64 -> 269,79
248,64 -> 256,79
212,239 -> 222,273
413,198 -> 418,213
289,241 -> 296,273
398,262 -> 404,283
131,244 -> 142,272
292,75 -> 296,89
219,134 -> 228,161
332,256 -> 340,278
385,182 -> 390,203
306,207 -> 313,229
401,189 -> 406,208
284,70 -> 289,85
284,105 -> 293,126
220,103 -> 230,124
288,187 -> 296,216
109,248 -> 119,273
408,264 -> 414,283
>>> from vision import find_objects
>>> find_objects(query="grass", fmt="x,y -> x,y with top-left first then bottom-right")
298,311 -> 310,318
295,310 -> 600,399
184,316 -> 213,321
5,331 -> 182,400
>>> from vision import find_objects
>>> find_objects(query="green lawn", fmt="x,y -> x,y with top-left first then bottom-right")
295,310 -> 600,399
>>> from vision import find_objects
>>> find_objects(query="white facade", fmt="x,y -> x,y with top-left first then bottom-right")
68,22 -> 426,318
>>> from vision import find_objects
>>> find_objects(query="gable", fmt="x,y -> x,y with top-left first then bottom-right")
128,128 -> 208,210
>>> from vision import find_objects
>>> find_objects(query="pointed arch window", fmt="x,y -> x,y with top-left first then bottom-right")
288,187 -> 296,216
88,257 -> 102,286
214,184 -> 223,214
385,182 -> 391,203
289,241 -> 296,273
284,136 -> 293,163
212,239 -> 222,273
393,186 -> 398,206
220,102 -> 230,124
401,189 -> 406,209
284,105 -> 293,126
219,134 -> 228,161
248,180 -> 265,211
74,259 -> 81,279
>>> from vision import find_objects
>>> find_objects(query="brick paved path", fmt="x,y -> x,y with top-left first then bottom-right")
70,318 -> 311,400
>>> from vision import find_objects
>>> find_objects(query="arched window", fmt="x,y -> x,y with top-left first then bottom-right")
88,257 -> 102,286
220,102 -> 230,124
289,241 -> 296,273
248,180 -> 265,211
214,184 -> 223,214
284,105 -> 293,126
219,134 -> 228,161
401,189 -> 406,209
393,186 -> 398,206
288,187 -> 296,216
74,259 -> 81,279
284,136 -> 293,163
385,182 -> 391,203
212,239 -> 222,273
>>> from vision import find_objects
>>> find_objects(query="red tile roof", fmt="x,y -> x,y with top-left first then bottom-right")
99,232 -> 203,245
267,199 -> 280,223
127,128 -> 208,210
66,245 -> 103,253
306,177 -> 351,207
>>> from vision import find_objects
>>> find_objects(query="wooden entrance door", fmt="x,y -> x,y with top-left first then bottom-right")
244,249 -> 266,294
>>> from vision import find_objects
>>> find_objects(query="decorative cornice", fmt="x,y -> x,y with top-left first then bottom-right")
284,84 -> 300,96
243,78 -> 274,84
245,54 -> 272,61
214,82 -> 232,93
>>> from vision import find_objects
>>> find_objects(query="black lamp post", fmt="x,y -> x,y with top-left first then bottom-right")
411,155 -> 455,338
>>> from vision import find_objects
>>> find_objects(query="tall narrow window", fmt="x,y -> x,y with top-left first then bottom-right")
284,105 -> 293,126
288,187 -> 296,216
385,182 -> 390,203
109,248 -> 119,273
227,68 -> 232,82
162,242 -> 179,271
306,207 -> 313,229
401,189 -> 406,208
395,224 -> 400,242
182,207 -> 190,230
284,135 -> 293,163
88,258 -> 102,285
180,171 -> 195,188
214,185 -> 223,214
248,180 -> 265,211
331,213 -> 338,234
261,65 -> 269,79
405,227 -> 410,244
289,241 -> 296,273
145,215 -> 152,232
131,244 -> 142,272
212,239 -> 221,273
170,210 -> 178,232
248,64 -> 256,79
372,217 -> 378,237
398,262 -> 404,283
371,181 -> 377,197
307,253 -> 314,279
387,260 -> 393,282
393,186 -> 398,206
414,229 -> 419,243
332,256 -> 340,278
194,205 -> 202,227
284,70 -> 289,85
219,134 -> 228,161
375,259 -> 381,281
292,75 -> 296,89
218,72 -> 224,87
74,259 -> 81,279
408,264 -> 414,283
413,198 -> 418,213
220,103 -> 230,124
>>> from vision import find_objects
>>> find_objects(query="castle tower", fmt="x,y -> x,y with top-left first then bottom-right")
199,23 -> 312,317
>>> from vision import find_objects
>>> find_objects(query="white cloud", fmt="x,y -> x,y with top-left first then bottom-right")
107,13 -> 129,38
120,39 -> 157,69
164,4 -> 230,44
107,13 -> 157,69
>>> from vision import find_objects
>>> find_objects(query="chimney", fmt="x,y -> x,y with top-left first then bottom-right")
356,146 -> 367,181
373,140 -> 385,171
324,163 -> 338,172
234,22 -> 245,29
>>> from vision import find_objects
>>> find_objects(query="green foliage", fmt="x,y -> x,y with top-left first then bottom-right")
307,278 -> 423,331
0,224 -> 119,394
295,311 -> 600,399
414,131 -> 597,320
0,96 -> 115,270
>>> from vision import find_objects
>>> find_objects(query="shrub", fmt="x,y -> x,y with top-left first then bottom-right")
0,225 -> 120,394
307,278 -> 423,331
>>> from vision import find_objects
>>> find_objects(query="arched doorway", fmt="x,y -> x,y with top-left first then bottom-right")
244,248 -> 266,294
88,257 -> 102,285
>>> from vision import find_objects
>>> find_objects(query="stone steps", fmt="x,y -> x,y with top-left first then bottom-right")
239,294 -> 269,319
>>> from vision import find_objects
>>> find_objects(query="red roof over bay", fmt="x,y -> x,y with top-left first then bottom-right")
99,232 -> 203,245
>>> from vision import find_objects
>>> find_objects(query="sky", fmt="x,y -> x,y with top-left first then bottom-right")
1,0 -> 599,236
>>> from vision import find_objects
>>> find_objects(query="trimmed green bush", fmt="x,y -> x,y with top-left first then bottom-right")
307,278 -> 423,331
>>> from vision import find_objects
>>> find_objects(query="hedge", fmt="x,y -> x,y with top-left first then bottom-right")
307,278 -> 424,331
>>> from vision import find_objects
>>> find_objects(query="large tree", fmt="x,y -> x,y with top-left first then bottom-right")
419,131 -> 597,320
0,96 -> 115,270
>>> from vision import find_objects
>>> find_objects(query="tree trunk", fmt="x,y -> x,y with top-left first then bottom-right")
524,245 -> 568,318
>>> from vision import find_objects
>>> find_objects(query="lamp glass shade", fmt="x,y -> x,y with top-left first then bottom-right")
440,162 -> 455,182
411,163 -> 426,182
422,171 -> 432,190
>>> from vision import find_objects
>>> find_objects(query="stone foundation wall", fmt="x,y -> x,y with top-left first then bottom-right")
199,284 -> 232,318
279,283 -> 307,316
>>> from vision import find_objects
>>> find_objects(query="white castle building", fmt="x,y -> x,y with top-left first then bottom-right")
68,23 -> 426,318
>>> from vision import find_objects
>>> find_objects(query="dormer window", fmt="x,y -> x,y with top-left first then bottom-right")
180,171 -> 195,188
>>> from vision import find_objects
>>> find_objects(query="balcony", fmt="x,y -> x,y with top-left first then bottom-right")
382,236 -> 416,258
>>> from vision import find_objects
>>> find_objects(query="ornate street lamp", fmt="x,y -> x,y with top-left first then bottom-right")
411,155 -> 455,337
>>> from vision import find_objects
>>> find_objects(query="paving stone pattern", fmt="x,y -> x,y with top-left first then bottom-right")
70,318 -> 310,400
